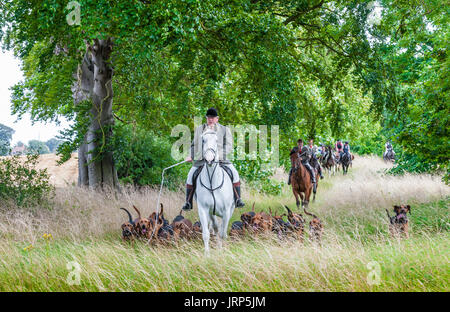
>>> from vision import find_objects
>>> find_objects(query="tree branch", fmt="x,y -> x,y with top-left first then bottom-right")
283,0 -> 325,25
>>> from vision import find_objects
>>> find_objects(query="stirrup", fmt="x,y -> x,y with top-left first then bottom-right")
235,198 -> 245,208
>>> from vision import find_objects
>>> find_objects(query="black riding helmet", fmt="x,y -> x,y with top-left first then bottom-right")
206,107 -> 218,117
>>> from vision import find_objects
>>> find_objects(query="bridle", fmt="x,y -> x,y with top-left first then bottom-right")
291,151 -> 304,173
199,132 -> 225,215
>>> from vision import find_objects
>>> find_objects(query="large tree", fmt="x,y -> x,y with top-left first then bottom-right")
2,0 -> 433,187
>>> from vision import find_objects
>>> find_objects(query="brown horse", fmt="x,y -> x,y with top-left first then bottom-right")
289,151 -> 318,209
322,145 -> 337,175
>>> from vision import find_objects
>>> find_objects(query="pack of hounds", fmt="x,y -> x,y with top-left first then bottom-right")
119,203 -> 324,244
120,203 -> 411,244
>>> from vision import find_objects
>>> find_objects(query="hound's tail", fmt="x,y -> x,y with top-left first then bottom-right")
120,208 -> 134,224
303,207 -> 318,219
284,205 -> 293,215
385,209 -> 394,224
132,205 -> 141,218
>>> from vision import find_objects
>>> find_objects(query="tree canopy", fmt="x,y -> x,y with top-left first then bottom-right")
0,0 -> 448,185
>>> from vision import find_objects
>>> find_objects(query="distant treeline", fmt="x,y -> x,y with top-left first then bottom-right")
0,123 -> 63,156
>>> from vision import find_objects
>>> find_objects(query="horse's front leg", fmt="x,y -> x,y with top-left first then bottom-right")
198,207 -> 211,256
293,190 -> 301,210
220,203 -> 234,243
211,215 -> 222,249
303,188 -> 311,208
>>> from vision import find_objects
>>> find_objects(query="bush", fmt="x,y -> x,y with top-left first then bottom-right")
388,151 -> 449,184
351,134 -> 386,156
0,154 -> 55,207
234,154 -> 283,196
111,124 -> 189,189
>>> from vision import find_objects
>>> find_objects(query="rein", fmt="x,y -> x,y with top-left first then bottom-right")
199,161 -> 225,215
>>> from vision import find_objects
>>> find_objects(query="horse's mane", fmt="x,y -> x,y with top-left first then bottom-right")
289,151 -> 300,167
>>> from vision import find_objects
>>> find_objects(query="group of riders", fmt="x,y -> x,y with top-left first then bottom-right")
287,138 -> 353,188
181,108 -> 395,211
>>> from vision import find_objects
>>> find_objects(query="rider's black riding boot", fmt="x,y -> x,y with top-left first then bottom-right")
233,182 -> 245,208
318,165 -> 324,179
182,184 -> 194,211
305,163 -> 317,192
287,167 -> 293,185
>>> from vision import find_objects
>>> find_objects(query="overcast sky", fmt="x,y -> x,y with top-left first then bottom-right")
0,50 -> 71,146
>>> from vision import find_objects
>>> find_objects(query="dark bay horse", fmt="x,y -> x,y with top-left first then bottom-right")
322,145 -> 337,175
341,152 -> 351,175
289,152 -> 319,209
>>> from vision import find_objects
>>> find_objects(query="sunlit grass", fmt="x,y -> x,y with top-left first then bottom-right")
0,155 -> 448,291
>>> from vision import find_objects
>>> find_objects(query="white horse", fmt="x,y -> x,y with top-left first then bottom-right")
194,129 -> 235,255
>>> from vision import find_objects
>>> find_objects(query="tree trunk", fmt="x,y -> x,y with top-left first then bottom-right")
73,38 -> 119,191
78,142 -> 89,186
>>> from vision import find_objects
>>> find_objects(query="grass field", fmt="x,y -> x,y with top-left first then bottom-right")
0,155 -> 448,291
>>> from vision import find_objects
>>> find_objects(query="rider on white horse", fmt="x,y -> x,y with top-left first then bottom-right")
182,107 -> 245,211
384,140 -> 395,158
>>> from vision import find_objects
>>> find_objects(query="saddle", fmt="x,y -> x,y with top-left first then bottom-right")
192,163 -> 236,215
192,165 -> 204,185
192,163 -> 234,187
220,163 -> 234,182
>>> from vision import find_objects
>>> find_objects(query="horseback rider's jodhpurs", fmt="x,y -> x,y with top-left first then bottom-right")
186,164 -> 239,184
182,163 -> 244,210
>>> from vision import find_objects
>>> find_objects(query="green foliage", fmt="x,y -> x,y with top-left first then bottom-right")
0,123 -> 14,156
368,0 -> 449,180
111,123 -> 189,188
388,151 -> 449,184
234,154 -> 283,196
352,134 -> 386,156
27,140 -> 50,155
0,154 -> 55,207
1,0 -> 447,186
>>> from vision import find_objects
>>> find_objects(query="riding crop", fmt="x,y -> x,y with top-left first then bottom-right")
148,159 -> 188,243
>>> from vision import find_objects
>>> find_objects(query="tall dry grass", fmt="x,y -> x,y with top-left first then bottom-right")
0,155 -> 448,291
0,231 -> 448,291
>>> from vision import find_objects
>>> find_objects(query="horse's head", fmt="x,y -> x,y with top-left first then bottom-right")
342,152 -> 350,163
202,129 -> 218,166
289,150 -> 300,171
